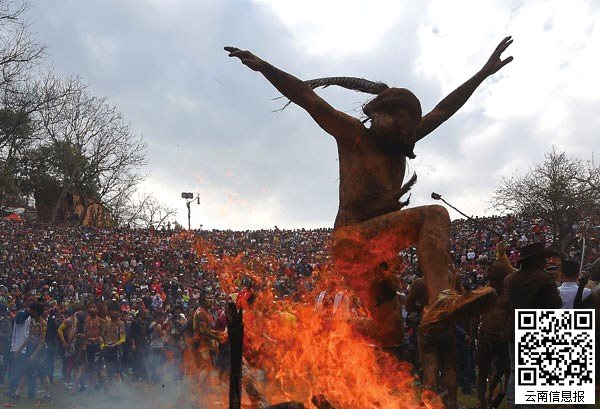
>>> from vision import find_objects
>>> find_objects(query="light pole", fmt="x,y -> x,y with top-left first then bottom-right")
181,192 -> 200,230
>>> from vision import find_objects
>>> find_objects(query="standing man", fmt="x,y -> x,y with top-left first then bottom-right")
225,37 -> 513,345
7,301 -> 46,400
559,260 -> 590,309
165,303 -> 187,382
504,243 -> 563,409
82,301 -> 106,391
102,301 -> 126,383
129,308 -> 149,382
57,303 -> 85,390
43,300 -> 59,385
406,275 -> 428,379
474,259 -> 512,409
191,299 -> 225,379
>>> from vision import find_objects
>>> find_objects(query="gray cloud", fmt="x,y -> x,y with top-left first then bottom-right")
26,0 -> 600,229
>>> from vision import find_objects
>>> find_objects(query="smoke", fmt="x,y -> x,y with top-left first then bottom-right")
53,378 -> 222,409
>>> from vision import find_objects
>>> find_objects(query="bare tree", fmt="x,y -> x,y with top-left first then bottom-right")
492,147 -> 600,253
0,1 -> 150,219
112,191 -> 177,229
578,155 -> 600,192
0,0 -> 51,205
37,79 -> 147,223
0,72 -> 85,165
0,0 -> 44,90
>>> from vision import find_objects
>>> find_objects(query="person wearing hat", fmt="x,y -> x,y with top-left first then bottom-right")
225,37 -> 513,350
504,242 -> 563,409
120,298 -> 130,313
558,259 -> 590,309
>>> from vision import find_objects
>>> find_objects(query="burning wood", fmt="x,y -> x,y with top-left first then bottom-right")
265,403 -> 306,409
241,362 -> 268,408
311,395 -> 336,409
226,301 -> 270,409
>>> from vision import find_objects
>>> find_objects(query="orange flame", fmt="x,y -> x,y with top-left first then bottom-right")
181,237 -> 443,409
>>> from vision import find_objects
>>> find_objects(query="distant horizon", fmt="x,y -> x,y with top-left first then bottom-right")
3,208 -> 518,232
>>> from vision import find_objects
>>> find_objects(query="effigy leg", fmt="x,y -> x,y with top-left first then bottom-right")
413,206 -> 496,333
333,206 -> 428,346
333,205 -> 496,345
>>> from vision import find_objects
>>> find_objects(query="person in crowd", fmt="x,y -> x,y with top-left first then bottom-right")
43,299 -> 59,385
212,300 -> 230,383
504,242 -> 563,409
455,321 -> 475,395
57,302 -> 85,391
559,260 -> 591,309
165,303 -> 187,381
474,259 -> 511,409
129,308 -> 149,382
82,301 -> 106,391
192,296 -> 225,381
405,275 -> 428,380
148,311 -> 167,383
102,301 -> 126,383
7,301 -> 46,400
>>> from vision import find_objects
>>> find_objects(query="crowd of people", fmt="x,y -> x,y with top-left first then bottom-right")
0,213 -> 598,407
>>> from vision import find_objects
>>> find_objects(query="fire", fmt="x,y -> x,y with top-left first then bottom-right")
183,237 -> 444,409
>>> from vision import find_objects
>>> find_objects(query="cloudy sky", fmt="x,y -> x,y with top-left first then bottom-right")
26,0 -> 600,230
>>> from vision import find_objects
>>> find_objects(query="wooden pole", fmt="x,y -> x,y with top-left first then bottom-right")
227,302 -> 244,409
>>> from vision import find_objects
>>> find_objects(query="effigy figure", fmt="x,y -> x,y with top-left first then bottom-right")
225,37 -> 513,346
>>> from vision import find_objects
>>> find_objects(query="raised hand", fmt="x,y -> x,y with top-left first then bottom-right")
224,46 -> 264,71
481,36 -> 514,76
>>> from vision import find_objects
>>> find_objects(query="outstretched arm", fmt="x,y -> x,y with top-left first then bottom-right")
225,47 -> 361,140
417,36 -> 514,141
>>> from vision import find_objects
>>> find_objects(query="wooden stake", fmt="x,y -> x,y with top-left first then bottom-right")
227,302 -> 243,409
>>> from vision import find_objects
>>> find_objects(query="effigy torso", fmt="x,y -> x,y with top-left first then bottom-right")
335,132 -> 407,228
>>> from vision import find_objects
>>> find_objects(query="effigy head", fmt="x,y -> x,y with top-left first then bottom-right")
363,88 -> 421,159
298,78 -> 422,158
362,87 -> 422,121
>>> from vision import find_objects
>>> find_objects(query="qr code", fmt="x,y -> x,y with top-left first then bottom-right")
516,309 -> 595,405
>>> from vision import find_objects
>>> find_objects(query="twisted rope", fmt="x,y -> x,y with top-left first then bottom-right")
275,76 -> 389,111
305,77 -> 389,94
